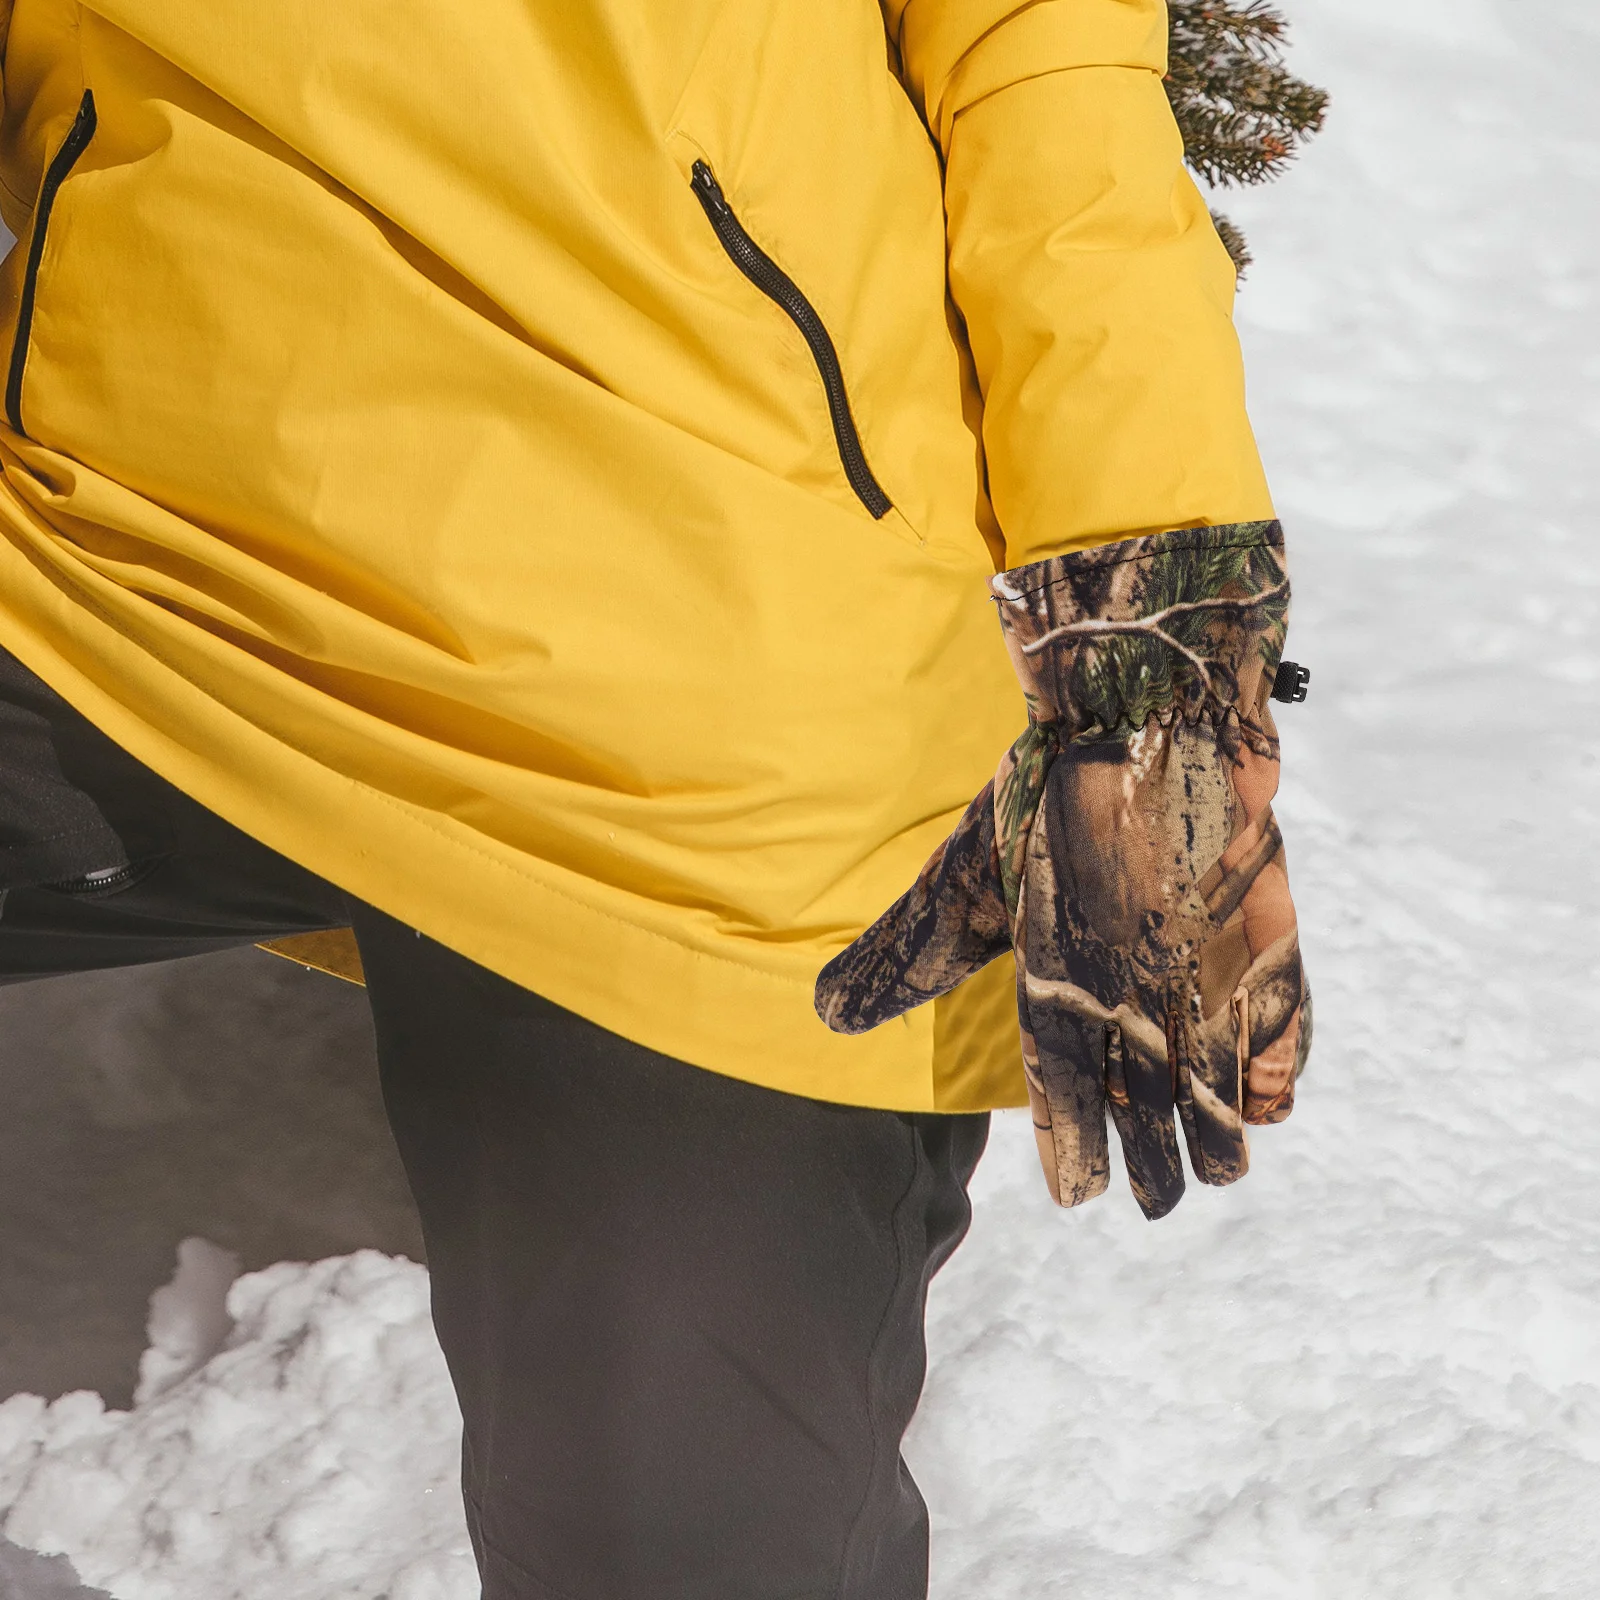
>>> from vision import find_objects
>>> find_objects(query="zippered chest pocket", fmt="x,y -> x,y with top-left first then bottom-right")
7,90 -> 99,439
689,161 -> 892,521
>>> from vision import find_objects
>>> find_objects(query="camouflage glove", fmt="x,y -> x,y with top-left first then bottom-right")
815,522 -> 1311,1220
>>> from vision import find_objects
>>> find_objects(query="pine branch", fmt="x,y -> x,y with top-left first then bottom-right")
1209,210 -> 1253,277
1166,1 -> 1329,189
1165,1 -> 1329,275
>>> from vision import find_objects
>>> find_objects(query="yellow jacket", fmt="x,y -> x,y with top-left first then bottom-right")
0,0 -> 1272,1111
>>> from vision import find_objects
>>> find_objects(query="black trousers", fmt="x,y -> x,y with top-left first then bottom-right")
0,651 -> 988,1599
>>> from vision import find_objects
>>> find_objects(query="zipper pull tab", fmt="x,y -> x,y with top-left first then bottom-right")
690,160 -> 729,218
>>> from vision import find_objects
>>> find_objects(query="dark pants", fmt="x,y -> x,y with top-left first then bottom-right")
0,650 -> 987,1599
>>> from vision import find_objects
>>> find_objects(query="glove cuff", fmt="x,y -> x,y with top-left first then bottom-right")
990,521 -> 1290,746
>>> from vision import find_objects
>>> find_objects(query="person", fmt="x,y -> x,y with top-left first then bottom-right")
0,1 -> 1307,1595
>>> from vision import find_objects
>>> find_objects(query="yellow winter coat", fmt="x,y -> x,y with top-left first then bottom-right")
0,0 -> 1272,1111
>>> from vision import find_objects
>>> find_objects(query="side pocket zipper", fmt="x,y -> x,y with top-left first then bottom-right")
689,160 -> 892,520
7,89 -> 98,438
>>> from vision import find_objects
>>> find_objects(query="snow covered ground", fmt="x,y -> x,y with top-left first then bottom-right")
4,0 -> 1599,1594
0,948 -> 422,1408
1,1254 -> 471,1600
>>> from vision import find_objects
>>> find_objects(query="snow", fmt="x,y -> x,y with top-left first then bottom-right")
1,1253 -> 474,1599
0,945 -> 423,1410
133,1239 -> 242,1408
3,0 -> 1599,1595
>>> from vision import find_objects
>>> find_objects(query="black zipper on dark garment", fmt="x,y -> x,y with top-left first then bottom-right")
689,160 -> 893,520
46,861 -> 140,895
7,89 -> 98,438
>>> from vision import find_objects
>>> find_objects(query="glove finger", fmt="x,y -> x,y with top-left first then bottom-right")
1104,1016 -> 1187,1221
1012,857 -> 1109,1209
1173,970 -> 1250,1187
815,779 -> 1011,1034
1016,966 -> 1064,1206
1023,971 -> 1141,1209
1197,781 -> 1312,1126
1239,932 -> 1310,1125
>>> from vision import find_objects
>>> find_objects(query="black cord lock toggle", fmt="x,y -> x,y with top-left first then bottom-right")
1271,660 -> 1311,704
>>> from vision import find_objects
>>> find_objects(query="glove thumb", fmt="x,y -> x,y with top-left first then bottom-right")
815,779 -> 1013,1034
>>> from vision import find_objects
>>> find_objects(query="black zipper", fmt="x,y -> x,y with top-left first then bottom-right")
46,861 -> 140,896
7,89 -> 98,438
689,160 -> 892,520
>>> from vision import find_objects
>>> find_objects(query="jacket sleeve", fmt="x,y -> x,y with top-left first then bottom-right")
881,0 -> 1275,567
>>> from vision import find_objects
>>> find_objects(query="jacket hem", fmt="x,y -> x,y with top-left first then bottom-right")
0,596 -> 1027,1115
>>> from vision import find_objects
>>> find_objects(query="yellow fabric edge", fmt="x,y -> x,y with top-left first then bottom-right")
257,929 -> 366,985
253,929 -> 1031,1113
